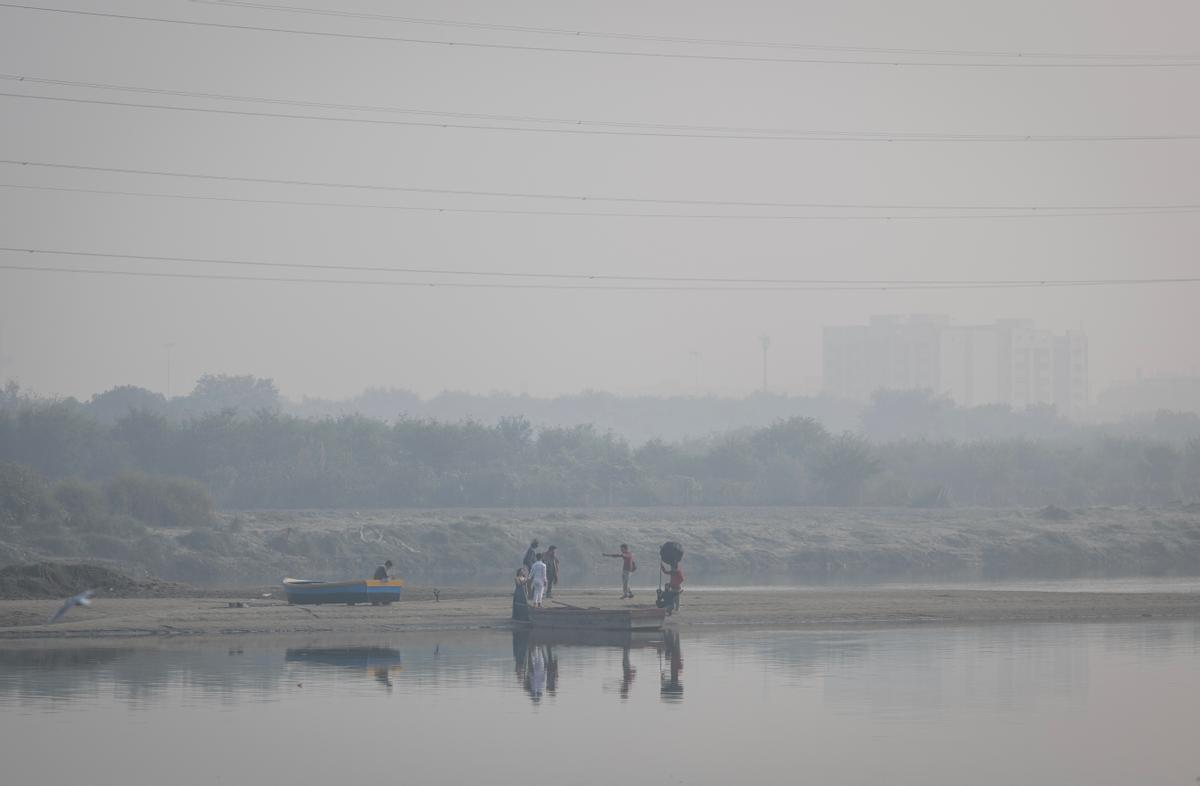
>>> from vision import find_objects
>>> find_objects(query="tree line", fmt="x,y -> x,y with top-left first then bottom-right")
2,392 -> 1198,509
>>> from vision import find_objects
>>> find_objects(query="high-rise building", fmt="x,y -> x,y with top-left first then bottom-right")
822,315 -> 1089,413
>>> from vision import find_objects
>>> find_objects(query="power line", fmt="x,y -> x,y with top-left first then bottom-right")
5,160 -> 1199,212
5,75 -> 1198,143
190,0 -> 1200,63
4,246 -> 1197,287
8,182 -> 1198,222
2,3 -> 1199,69
2,255 -> 1198,291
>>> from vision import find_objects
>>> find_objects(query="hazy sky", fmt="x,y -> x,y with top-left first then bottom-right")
2,0 -> 1198,401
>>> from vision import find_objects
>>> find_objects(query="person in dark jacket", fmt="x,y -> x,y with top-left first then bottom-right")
512,567 -> 530,622
544,545 -> 560,598
373,560 -> 393,580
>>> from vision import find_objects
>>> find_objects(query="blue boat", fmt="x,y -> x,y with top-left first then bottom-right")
282,577 -> 404,605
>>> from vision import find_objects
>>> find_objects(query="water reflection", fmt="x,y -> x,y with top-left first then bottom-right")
285,647 -> 403,692
660,629 -> 683,702
2,624 -> 1200,785
511,628 -> 681,704
511,630 -> 560,703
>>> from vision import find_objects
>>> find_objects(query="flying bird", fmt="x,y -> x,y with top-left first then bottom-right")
48,589 -> 96,624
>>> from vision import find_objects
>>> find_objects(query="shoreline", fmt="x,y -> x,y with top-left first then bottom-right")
2,587 -> 1199,642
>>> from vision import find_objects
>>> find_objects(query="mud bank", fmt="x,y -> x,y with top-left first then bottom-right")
3,586 -> 1199,641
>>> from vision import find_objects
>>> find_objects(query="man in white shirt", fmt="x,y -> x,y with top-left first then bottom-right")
529,553 -> 548,607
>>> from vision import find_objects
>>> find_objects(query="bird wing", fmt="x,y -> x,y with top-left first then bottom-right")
48,598 -> 74,624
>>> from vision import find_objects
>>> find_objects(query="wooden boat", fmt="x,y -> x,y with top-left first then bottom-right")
282,577 -> 404,605
518,604 -> 667,631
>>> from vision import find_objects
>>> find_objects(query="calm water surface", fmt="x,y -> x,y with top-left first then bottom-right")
2,622 -> 1198,785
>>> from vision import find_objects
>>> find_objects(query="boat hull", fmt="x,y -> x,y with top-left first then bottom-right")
520,606 -> 667,631
282,578 -> 404,605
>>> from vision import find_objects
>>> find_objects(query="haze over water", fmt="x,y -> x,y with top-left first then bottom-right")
3,622 -> 1198,785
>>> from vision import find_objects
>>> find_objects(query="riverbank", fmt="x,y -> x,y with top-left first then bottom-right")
3,586 -> 1199,641
6,506 -> 1200,588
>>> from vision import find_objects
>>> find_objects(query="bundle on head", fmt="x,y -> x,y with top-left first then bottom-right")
660,541 -> 684,566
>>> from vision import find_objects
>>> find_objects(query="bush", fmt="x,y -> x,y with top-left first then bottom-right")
107,473 -> 214,529
30,534 -> 77,556
0,461 -> 61,530
52,477 -> 109,530
83,532 -> 135,560
178,529 -> 231,555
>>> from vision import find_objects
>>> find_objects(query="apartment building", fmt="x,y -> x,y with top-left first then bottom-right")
823,315 -> 1089,413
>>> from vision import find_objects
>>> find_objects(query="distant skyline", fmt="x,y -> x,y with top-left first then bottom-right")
3,1 -> 1198,402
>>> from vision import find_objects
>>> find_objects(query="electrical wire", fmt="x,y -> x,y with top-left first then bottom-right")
2,247 -> 1200,290
5,160 -> 1198,212
8,182 -> 1199,221
190,0 -> 1200,63
3,246 -> 1196,287
5,75 -> 1197,143
2,3 -> 1199,68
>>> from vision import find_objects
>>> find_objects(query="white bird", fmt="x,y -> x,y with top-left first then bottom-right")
48,589 -> 96,624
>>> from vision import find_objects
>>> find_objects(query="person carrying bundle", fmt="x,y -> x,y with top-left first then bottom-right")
657,541 -> 685,613
660,562 -> 684,613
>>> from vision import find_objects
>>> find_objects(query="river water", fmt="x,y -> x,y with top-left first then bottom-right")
1,622 -> 1198,785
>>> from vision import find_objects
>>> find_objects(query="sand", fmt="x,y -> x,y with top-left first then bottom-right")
2,586 -> 1199,641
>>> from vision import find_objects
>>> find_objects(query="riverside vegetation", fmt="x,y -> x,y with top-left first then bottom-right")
2,377 -> 1199,586
2,378 -> 1198,509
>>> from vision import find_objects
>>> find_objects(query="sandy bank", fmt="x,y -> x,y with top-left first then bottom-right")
3,586 -> 1199,641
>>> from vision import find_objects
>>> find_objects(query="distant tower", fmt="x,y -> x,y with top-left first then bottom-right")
0,323 -> 8,382
759,335 -> 771,392
164,342 -> 176,398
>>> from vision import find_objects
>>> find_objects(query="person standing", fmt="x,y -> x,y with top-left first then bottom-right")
602,544 -> 636,599
512,567 -> 530,622
543,545 -> 560,599
522,539 -> 539,598
661,560 -> 685,613
372,560 -> 393,581
529,553 -> 548,607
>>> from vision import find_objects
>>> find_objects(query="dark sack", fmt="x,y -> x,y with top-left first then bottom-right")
660,541 -> 684,566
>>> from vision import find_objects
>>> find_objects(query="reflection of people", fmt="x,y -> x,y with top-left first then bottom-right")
373,666 -> 394,691
527,646 -> 546,703
512,568 -> 530,622
660,630 -> 683,701
512,629 -> 530,680
660,561 -> 684,613
545,646 -> 558,695
530,553 -> 548,607
602,544 -> 636,599
373,560 -> 393,580
544,546 -> 560,598
619,645 -> 637,700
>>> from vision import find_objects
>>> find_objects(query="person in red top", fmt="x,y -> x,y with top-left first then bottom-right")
602,544 -> 636,599
661,561 -> 684,612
